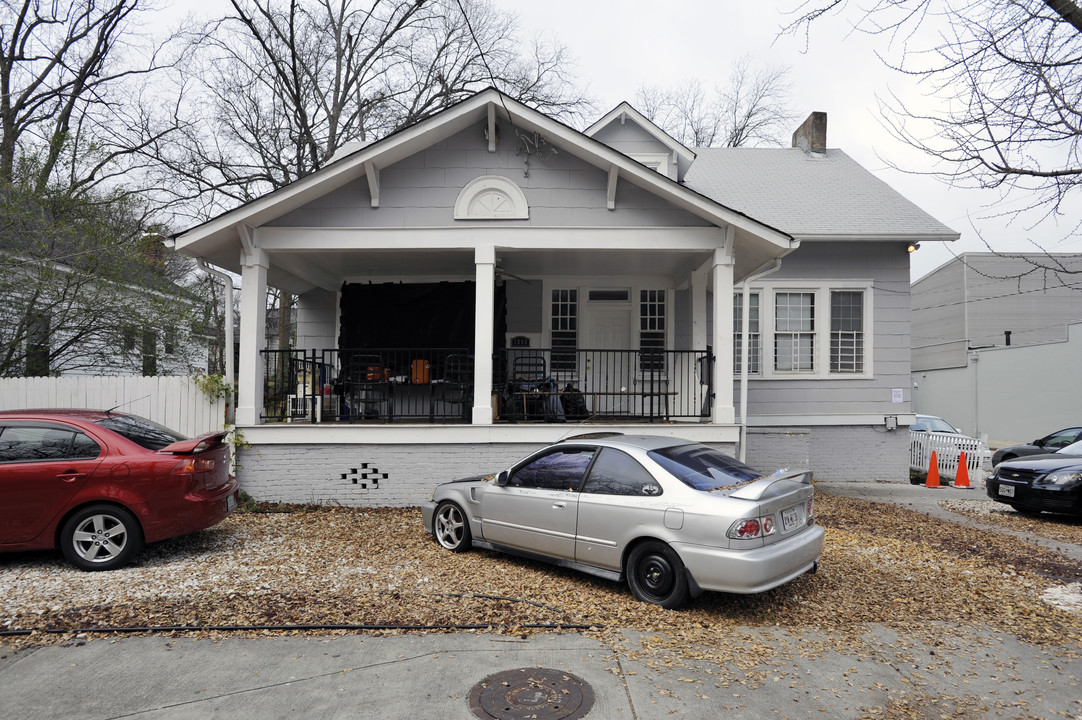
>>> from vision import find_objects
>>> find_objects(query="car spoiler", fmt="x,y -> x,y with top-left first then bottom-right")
729,469 -> 814,500
160,431 -> 229,454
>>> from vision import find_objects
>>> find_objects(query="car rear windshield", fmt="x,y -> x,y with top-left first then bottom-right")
94,414 -> 187,450
648,444 -> 763,491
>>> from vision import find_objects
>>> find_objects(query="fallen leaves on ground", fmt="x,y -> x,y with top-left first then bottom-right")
2,487 -> 1080,720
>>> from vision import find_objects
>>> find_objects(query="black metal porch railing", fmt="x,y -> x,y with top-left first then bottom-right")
261,347 -> 711,424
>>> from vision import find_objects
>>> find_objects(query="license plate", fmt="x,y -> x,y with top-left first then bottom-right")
782,505 -> 800,531
227,493 -> 238,511
998,484 -> 1015,498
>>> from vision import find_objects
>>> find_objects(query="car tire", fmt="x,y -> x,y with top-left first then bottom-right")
60,504 -> 144,571
626,540 -> 689,609
432,501 -> 472,552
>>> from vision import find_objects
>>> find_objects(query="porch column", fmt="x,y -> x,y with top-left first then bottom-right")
691,258 -> 710,355
685,259 -> 710,422
472,245 -> 495,424
711,245 -> 735,424
237,245 -> 268,426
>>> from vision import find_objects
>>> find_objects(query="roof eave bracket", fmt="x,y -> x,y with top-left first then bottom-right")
365,160 -> 380,208
607,165 -> 618,211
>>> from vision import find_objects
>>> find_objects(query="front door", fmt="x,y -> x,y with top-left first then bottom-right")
584,303 -> 632,416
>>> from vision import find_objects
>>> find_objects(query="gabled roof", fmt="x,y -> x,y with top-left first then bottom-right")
174,88 -> 792,272
585,102 -> 697,172
684,147 -> 959,242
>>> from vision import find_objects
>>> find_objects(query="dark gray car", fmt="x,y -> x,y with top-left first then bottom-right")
992,426 -> 1082,466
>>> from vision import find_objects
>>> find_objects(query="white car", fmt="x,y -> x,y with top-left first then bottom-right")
421,434 -> 824,608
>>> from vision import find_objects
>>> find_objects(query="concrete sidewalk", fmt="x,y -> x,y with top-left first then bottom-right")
2,626 -> 1081,719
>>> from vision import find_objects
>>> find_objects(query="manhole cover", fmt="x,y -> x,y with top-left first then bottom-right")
468,667 -> 595,720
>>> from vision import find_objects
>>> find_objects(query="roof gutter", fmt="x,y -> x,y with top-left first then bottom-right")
197,259 -> 235,424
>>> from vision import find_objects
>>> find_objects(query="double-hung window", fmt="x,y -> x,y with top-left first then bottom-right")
733,282 -> 871,378
774,292 -> 816,373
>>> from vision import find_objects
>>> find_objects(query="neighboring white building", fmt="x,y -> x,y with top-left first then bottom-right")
911,253 -> 1082,446
912,252 -> 1082,371
172,90 -> 958,504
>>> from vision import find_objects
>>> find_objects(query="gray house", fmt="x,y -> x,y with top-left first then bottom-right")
171,89 -> 957,505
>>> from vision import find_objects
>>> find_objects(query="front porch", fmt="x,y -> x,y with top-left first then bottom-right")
263,346 -> 712,425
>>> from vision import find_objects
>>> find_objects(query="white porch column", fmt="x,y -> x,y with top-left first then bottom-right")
237,245 -> 268,426
711,245 -> 735,424
691,258 -> 710,355
472,246 -> 495,424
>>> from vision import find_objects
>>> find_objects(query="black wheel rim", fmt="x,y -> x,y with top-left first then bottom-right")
435,505 -> 464,549
637,552 -> 675,599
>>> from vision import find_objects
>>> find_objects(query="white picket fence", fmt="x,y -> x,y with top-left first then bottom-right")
909,430 -> 990,483
0,376 -> 226,439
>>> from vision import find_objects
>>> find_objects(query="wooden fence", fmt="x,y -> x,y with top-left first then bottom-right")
909,430 -> 991,482
0,376 -> 226,438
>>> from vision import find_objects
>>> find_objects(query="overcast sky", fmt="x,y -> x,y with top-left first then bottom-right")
496,0 -> 1082,280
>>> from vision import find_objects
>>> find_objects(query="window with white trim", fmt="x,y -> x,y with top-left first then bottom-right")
551,289 -> 577,373
739,282 -> 872,379
830,291 -> 864,373
639,289 -> 665,372
732,292 -> 760,375
774,292 -> 815,372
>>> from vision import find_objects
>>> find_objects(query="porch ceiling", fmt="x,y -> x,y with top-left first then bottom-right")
269,247 -> 713,293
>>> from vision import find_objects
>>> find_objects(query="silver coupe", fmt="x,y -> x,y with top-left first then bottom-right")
421,434 -> 824,608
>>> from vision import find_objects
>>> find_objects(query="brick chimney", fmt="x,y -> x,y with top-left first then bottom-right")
792,112 -> 827,154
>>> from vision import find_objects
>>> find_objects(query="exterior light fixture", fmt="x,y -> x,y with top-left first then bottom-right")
907,243 -> 921,253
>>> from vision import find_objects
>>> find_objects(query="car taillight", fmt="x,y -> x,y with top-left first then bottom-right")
172,457 -> 215,474
729,515 -> 777,539
806,498 -> 814,521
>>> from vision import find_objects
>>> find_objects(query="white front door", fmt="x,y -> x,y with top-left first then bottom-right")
584,303 -> 632,415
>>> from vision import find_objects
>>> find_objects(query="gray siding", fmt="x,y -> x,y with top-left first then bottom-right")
735,241 -> 913,421
269,125 -> 709,230
965,255 -> 1082,349
589,122 -> 674,158
911,254 -> 1082,371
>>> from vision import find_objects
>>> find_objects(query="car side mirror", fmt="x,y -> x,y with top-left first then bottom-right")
1034,439 -> 1045,447
496,470 -> 509,486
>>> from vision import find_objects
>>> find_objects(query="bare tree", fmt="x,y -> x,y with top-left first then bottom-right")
779,0 -> 1082,218
634,57 -> 797,148
159,0 -> 592,216
0,0 -> 186,199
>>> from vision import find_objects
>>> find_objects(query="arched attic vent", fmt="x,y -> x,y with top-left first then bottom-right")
454,175 -> 529,220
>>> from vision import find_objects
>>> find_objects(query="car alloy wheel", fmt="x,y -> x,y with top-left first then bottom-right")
60,504 -> 144,571
627,540 -> 689,609
433,501 -> 472,552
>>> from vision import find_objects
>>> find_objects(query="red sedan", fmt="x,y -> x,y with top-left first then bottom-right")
0,409 -> 239,570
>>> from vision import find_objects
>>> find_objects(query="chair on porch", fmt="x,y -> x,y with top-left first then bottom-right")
344,354 -> 392,421
432,354 -> 474,421
506,355 -> 553,421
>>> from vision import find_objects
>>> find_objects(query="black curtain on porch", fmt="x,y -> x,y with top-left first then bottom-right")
338,281 -> 506,353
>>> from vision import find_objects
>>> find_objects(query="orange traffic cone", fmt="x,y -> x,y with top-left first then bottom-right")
925,450 -> 941,488
955,451 -> 971,488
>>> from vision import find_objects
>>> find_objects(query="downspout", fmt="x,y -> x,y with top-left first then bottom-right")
739,259 -> 784,462
198,259 -> 236,424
